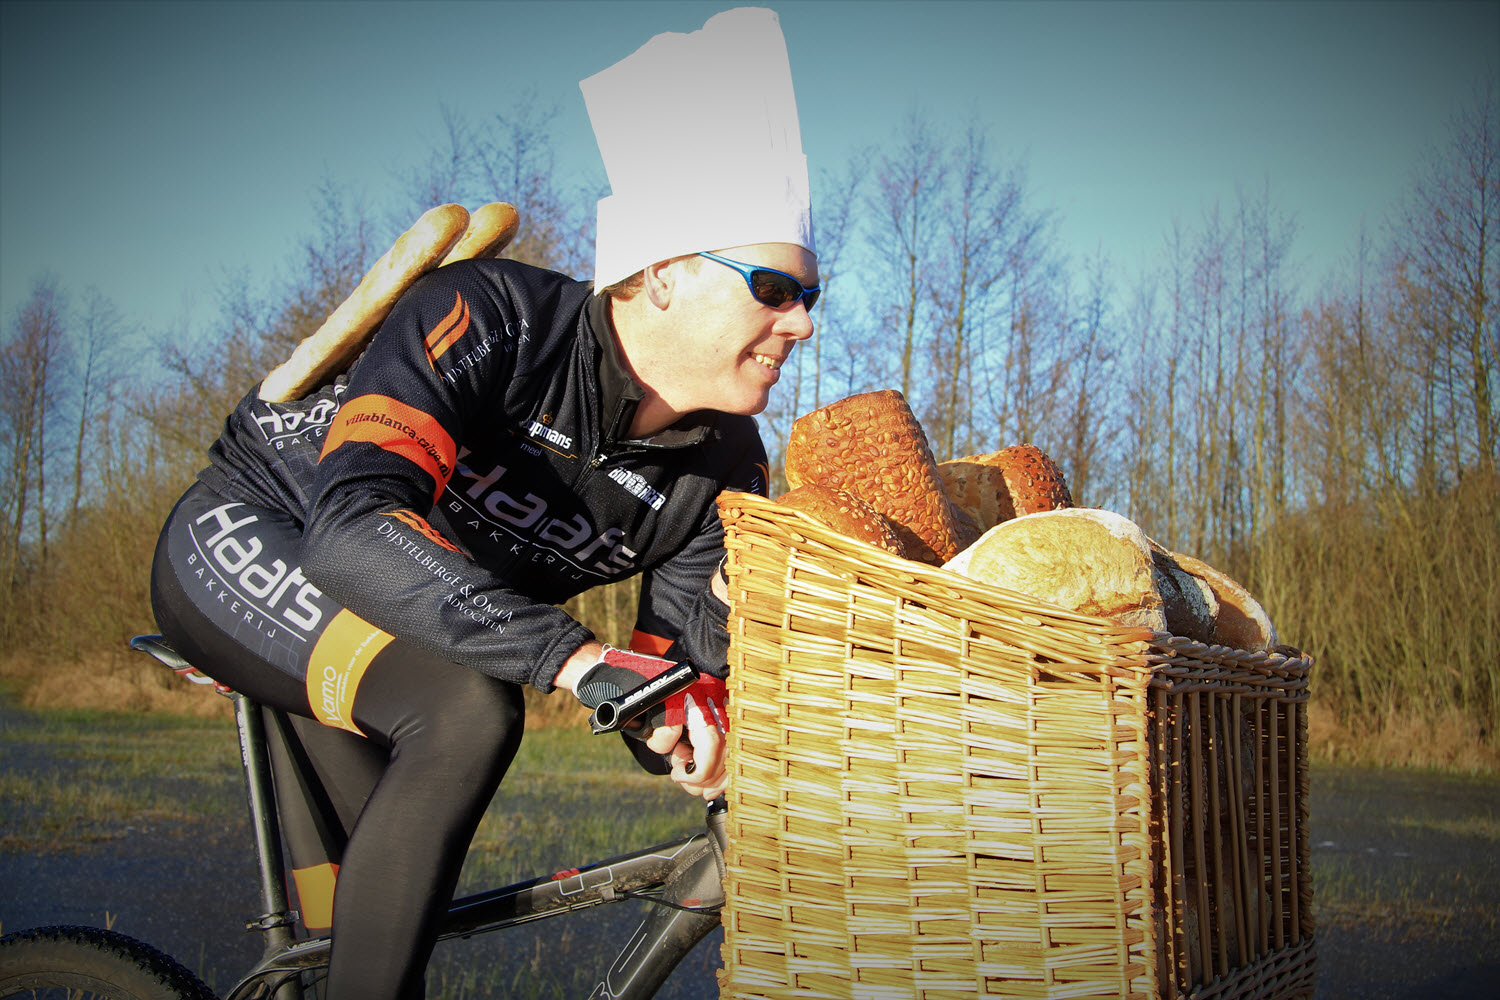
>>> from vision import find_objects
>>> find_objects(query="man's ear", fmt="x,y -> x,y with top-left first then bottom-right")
642,258 -> 676,310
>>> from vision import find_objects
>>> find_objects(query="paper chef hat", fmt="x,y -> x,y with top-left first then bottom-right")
581,6 -> 815,289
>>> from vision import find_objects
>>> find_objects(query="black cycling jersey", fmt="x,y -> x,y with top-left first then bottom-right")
195,258 -> 769,691
150,257 -> 771,1000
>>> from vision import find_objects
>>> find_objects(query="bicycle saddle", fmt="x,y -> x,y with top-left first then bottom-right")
129,633 -> 194,672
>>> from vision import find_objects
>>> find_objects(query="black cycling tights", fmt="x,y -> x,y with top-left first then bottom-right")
150,483 -> 524,1000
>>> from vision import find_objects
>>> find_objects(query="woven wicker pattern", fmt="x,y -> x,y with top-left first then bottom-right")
716,492 -> 1314,1000
1145,638 -> 1314,999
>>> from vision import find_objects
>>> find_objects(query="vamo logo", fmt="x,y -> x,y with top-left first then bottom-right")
191,502 -> 326,632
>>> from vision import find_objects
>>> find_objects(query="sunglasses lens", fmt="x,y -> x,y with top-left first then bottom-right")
750,270 -> 818,310
750,270 -> 801,308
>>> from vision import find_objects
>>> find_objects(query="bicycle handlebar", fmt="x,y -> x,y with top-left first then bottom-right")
587,661 -> 700,736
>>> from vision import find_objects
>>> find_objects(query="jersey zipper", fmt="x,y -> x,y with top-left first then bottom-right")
575,449 -> 610,490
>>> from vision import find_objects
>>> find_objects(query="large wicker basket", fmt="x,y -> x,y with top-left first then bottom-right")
716,491 -> 1314,1000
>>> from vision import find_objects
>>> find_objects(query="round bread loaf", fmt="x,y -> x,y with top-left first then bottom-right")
937,444 -> 1073,532
775,484 -> 907,557
784,389 -> 968,565
943,508 -> 1167,631
1167,550 -> 1278,652
1148,539 -> 1218,643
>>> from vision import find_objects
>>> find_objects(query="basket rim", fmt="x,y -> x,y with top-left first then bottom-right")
718,490 -> 1313,684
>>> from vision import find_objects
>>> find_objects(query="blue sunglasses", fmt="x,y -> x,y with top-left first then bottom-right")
698,252 -> 820,312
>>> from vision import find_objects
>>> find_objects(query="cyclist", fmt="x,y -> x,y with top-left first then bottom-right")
147,9 -> 817,999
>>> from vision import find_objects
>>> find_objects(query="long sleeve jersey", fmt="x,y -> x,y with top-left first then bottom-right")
196,258 -> 769,690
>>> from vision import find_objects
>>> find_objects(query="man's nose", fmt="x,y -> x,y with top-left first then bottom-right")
779,302 -> 815,340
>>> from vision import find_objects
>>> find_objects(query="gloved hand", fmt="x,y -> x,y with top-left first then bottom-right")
573,646 -> 728,738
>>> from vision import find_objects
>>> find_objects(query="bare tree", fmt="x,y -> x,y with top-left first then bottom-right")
807,151 -> 871,411
266,179 -> 379,361
757,152 -> 871,487
1118,270 -> 1167,527
1388,80 -> 1499,479
396,93 -> 596,276
1224,180 -> 1303,549
68,289 -> 131,522
1,277 -> 70,644
925,124 -> 1019,460
395,103 -> 478,210
868,111 -> 946,405
1058,248 -> 1118,506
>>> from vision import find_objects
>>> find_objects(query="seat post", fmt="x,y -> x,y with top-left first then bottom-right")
233,693 -> 295,936
232,692 -> 306,1000
130,635 -> 306,998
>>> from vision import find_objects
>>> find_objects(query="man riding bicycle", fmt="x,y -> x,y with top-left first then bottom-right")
148,8 -> 817,998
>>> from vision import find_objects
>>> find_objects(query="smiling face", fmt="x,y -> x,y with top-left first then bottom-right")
618,242 -> 819,435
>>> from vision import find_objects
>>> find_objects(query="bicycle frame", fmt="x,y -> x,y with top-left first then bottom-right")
128,635 -> 726,1000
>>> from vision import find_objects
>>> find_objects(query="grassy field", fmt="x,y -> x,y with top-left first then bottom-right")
2,703 -> 1497,998
0,703 -> 717,998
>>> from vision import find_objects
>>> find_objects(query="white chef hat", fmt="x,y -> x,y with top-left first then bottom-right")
581,6 -> 815,289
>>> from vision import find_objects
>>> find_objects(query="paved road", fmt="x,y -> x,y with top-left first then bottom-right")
1301,764 -> 1499,1000
2,704 -> 1496,998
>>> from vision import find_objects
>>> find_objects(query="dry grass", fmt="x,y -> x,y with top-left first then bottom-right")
5,650 -> 1498,771
1250,472 -> 1500,776
0,648 -> 592,730
0,649 -> 232,720
1308,701 -> 1500,774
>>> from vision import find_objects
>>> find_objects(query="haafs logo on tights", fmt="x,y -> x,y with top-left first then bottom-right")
189,502 -> 326,635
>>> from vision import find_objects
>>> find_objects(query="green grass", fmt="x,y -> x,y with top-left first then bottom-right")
459,728 -> 706,891
1308,764 -> 1500,938
0,706 -> 719,998
0,711 -> 241,851
0,710 -> 704,864
1389,813 -> 1500,840
10,708 -> 1496,998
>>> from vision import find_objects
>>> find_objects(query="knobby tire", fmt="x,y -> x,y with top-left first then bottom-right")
0,925 -> 217,1000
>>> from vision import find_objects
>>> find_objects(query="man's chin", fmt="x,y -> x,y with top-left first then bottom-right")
716,402 -> 770,419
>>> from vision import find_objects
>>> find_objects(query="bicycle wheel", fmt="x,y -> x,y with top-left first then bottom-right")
0,925 -> 217,1000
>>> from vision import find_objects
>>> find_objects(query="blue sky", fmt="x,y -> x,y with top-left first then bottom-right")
2,0 -> 1496,338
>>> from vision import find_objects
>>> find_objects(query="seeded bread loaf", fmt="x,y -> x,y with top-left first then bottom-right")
784,390 -> 969,564
775,484 -> 907,557
937,444 -> 1073,533
943,508 -> 1167,631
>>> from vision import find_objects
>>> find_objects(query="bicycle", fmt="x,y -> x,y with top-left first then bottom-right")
0,635 -> 728,1000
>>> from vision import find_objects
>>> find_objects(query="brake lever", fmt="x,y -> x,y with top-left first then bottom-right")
588,661 -> 700,736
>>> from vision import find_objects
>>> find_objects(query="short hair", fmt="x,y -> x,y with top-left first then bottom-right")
601,271 -> 645,301
599,255 -> 702,301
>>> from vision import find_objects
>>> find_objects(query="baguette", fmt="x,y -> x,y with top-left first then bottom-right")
259,203 -> 470,402
440,201 -> 520,266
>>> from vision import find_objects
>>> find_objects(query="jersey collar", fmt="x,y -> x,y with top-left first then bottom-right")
587,294 -> 715,449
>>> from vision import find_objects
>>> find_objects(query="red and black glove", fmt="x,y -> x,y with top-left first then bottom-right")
573,646 -> 728,739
